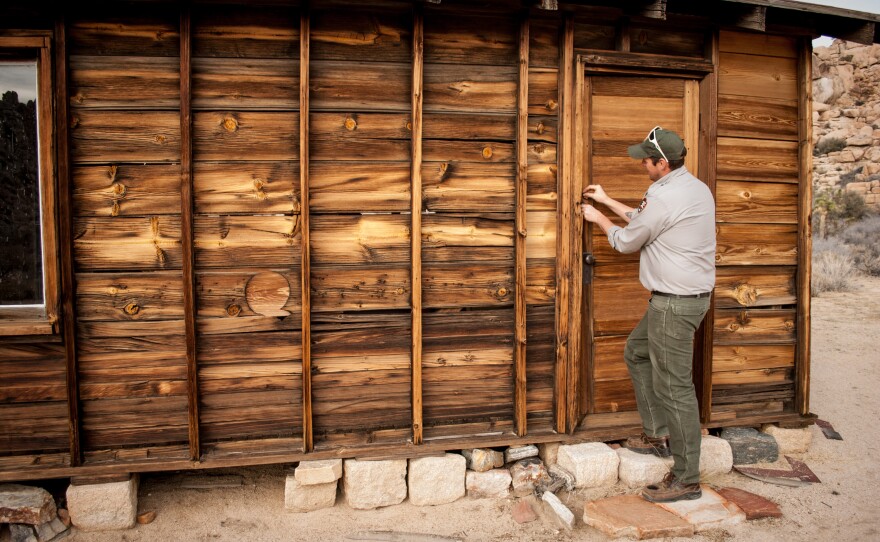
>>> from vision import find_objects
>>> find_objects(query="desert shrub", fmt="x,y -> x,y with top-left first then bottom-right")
814,137 -> 846,156
838,166 -> 862,187
839,214 -> 880,276
813,188 -> 868,238
811,238 -> 858,296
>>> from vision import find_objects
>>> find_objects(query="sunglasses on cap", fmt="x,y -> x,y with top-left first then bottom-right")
645,125 -> 668,163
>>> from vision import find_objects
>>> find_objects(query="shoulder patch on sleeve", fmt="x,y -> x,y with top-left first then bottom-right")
637,197 -> 648,213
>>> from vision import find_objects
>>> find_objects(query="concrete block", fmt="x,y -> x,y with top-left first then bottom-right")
408,454 -> 465,506
465,469 -> 511,499
294,459 -> 343,486
343,459 -> 407,510
557,443 -> 619,489
284,476 -> 337,512
720,427 -> 778,465
616,447 -> 673,488
541,491 -> 575,530
583,494 -> 694,539
0,484 -> 56,525
699,435 -> 734,478
66,475 -> 138,531
505,445 -> 538,463
657,486 -> 746,532
761,424 -> 813,454
538,442 -> 560,466
461,449 -> 504,473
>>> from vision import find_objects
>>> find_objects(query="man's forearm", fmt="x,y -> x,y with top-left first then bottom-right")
601,199 -> 635,223
592,213 -> 615,235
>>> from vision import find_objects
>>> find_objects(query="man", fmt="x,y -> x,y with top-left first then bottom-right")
581,126 -> 715,503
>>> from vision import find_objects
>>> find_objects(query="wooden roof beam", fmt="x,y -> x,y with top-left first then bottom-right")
819,17 -> 875,46
726,4 -> 766,32
636,0 -> 666,20
538,0 -> 558,10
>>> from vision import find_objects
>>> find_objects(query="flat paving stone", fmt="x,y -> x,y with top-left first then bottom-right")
657,486 -> 746,532
716,487 -> 783,520
583,495 -> 694,539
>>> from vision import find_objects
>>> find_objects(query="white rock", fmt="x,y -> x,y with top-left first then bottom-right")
699,435 -> 733,478
66,476 -> 138,531
284,477 -> 337,512
557,443 -> 619,489
466,469 -> 511,498
505,445 -> 539,463
761,425 -> 813,454
343,459 -> 407,510
408,454 -> 465,506
461,449 -> 504,472
295,459 -> 342,485
541,491 -> 575,530
616,448 -> 673,488
538,442 -> 560,466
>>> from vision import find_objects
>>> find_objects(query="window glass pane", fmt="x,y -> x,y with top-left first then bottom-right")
0,60 -> 43,306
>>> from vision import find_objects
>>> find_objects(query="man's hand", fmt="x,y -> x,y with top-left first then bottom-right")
583,184 -> 609,205
581,203 -> 602,223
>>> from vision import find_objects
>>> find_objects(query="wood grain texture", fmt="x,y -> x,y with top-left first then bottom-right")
73,164 -> 182,217
715,223 -> 798,266
719,30 -> 797,58
515,16 -> 529,437
716,137 -> 798,182
310,9 -> 411,63
70,111 -> 181,163
310,60 -> 410,111
718,95 -> 797,140
194,162 -> 299,215
423,262 -> 514,309
68,15 -> 180,57
300,12 -> 312,453
310,214 -> 409,265
311,265 -> 410,312
715,266 -> 797,309
74,216 -> 182,270
411,5 -> 425,445
714,309 -> 796,345
193,111 -> 299,161
424,15 -> 517,66
715,180 -> 798,224
192,57 -> 299,110
69,55 -> 180,109
423,64 -> 517,113
76,272 -> 184,321
796,37 -> 813,416
422,163 -> 515,212
628,24 -> 704,57
193,6 -> 299,59
718,52 -> 797,101
194,215 -> 300,268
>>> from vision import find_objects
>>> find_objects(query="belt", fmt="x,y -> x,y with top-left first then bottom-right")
651,291 -> 711,299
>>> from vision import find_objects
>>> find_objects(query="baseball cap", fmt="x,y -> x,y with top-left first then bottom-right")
627,127 -> 685,161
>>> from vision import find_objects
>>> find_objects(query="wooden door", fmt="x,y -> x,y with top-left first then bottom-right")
579,75 -> 700,419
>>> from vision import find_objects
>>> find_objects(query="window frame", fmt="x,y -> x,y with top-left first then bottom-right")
0,33 -> 59,336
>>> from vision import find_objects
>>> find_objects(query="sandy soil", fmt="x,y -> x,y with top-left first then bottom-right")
66,275 -> 880,542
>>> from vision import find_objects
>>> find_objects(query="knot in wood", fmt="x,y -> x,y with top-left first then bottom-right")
154,134 -> 167,144
481,146 -> 493,159
546,99 -> 558,111
107,165 -> 118,181
741,190 -> 752,199
111,202 -> 120,217
733,284 -> 758,306
223,117 -> 238,132
74,93 -> 85,104
536,122 -> 545,135
344,117 -> 357,131
226,304 -> 242,317
123,302 -> 140,316
112,182 -> 127,197
496,287 -> 508,297
406,121 -> 413,131
395,287 -> 404,295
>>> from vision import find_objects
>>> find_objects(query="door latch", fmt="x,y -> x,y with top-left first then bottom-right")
583,253 -> 596,284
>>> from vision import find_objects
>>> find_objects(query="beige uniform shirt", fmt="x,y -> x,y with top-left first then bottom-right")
606,167 -> 716,295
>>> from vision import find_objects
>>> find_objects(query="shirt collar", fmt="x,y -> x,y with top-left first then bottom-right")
653,166 -> 689,188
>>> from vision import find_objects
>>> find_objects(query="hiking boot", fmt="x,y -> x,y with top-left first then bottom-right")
624,433 -> 671,458
642,472 -> 702,503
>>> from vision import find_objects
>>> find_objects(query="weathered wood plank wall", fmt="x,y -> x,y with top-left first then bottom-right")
0,1 -> 817,479
712,31 -> 801,420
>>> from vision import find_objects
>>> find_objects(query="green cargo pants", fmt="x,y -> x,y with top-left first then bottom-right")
624,294 -> 710,484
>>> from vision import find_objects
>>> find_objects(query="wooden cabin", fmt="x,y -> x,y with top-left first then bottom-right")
1,0 -> 878,482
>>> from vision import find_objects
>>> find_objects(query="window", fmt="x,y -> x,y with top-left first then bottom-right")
0,34 -> 58,335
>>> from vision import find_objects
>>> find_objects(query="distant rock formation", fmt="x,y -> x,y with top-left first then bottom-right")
812,40 -> 880,209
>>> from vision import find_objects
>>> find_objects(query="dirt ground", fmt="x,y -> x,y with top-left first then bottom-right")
66,275 -> 880,542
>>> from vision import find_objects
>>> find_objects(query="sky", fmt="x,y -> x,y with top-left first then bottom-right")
0,61 -> 37,103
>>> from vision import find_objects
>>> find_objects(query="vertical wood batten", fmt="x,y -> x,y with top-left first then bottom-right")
514,15 -> 529,437
410,5 -> 424,445
697,30 -> 718,423
580,75 -> 594,417
566,53 -> 584,433
795,36 -> 812,416
179,7 -> 200,461
300,11 -> 313,452
555,15 -> 575,434
55,17 -> 81,466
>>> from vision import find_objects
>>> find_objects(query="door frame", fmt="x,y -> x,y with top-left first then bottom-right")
556,47 -> 718,434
